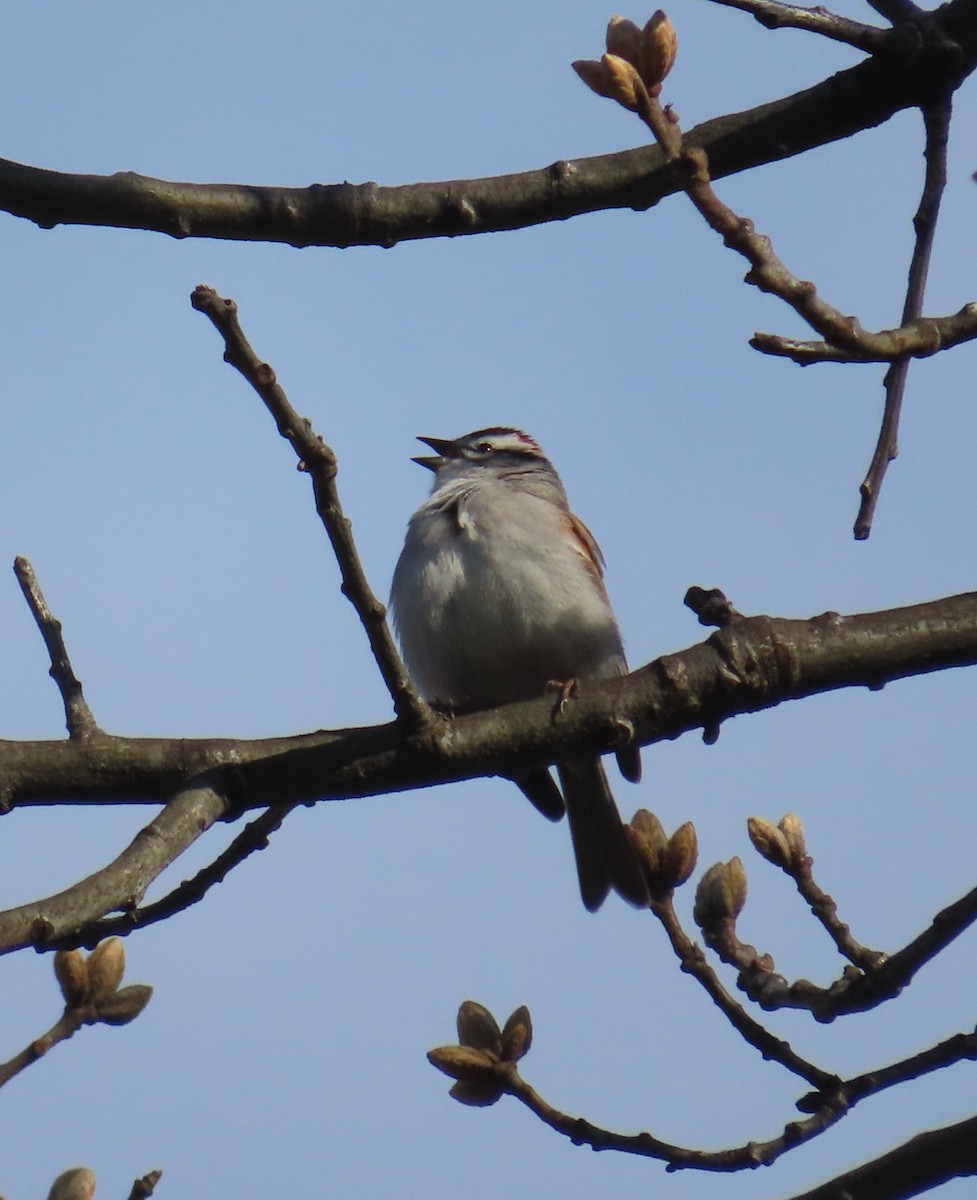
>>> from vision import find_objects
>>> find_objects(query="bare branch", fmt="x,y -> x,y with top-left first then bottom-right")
706,0 -> 888,51
495,1058 -> 845,1169
60,801 -> 301,946
14,557 -> 101,740
783,1111 -> 977,1200
855,96 -> 953,539
0,774 -> 228,954
0,592 -> 974,823
190,286 -> 432,730
749,301 -> 977,362
0,2 -> 974,244
650,889 -> 839,1089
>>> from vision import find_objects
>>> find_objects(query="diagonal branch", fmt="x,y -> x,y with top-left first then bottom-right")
706,0 -> 888,51
0,774 -> 228,954
58,801 -> 302,947
190,285 -> 431,729
14,557 -> 101,740
854,95 -> 953,539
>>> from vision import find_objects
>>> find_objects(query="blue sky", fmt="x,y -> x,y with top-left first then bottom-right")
1,3 -> 976,1198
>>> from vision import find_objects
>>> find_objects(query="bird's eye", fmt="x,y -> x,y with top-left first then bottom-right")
473,441 -> 494,455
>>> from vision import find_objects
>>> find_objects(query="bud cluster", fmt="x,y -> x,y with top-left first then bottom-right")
427,1000 -> 533,1107
629,809 -> 698,895
53,938 -> 153,1027
573,11 -> 678,111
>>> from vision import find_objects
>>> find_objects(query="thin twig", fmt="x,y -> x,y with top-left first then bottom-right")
629,84 -> 967,366
190,286 -> 432,730
13,557 -> 101,740
651,894 -> 839,1089
706,0 -> 888,52
751,302 -> 977,362
0,773 -> 228,955
60,802 -> 301,945
799,1028 -> 977,1111
496,1059 -> 846,1169
855,96 -> 952,538
126,1171 -> 163,1200
0,1007 -> 86,1090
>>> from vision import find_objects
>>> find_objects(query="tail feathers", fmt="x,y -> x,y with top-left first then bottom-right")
515,768 -> 566,821
557,757 -> 649,912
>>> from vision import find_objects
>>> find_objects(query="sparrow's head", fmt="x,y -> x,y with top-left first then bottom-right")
412,427 -> 547,474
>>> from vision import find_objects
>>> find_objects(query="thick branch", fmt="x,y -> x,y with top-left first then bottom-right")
0,1 -> 974,244
785,1111 -> 977,1200
0,591 -> 973,809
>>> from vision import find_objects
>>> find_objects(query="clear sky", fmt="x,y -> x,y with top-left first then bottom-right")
1,3 -> 976,1199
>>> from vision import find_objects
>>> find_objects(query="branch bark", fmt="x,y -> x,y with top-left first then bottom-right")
0,0 -> 974,245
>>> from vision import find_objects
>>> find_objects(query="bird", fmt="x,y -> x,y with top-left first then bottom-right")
389,426 -> 648,911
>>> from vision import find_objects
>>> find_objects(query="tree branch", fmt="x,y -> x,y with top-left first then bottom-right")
855,94 -> 953,538
14,557 -> 101,740
1,591 -> 974,816
189,285 -> 430,728
0,0 -> 974,244
0,774 -> 228,954
784,1111 -> 977,1200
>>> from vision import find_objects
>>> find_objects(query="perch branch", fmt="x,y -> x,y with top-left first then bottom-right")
190,285 -> 431,730
14,557 -> 101,740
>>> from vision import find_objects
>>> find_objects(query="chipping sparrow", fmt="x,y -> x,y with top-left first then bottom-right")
390,427 -> 648,911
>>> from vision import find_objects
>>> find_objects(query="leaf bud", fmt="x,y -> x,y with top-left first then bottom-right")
659,821 -> 698,889
605,15 -> 643,65
427,1044 -> 498,1081
629,809 -> 668,874
448,1077 -> 504,1107
54,949 -> 89,1008
457,1000 -> 502,1059
778,813 -> 807,858
747,816 -> 791,868
86,937 -> 125,1001
95,983 -> 153,1026
640,11 -> 678,89
47,1168 -> 96,1200
501,1006 -> 533,1063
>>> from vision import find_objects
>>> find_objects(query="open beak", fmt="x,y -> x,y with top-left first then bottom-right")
411,435 -> 457,471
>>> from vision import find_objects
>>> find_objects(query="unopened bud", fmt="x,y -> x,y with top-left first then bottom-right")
54,949 -> 88,1008
427,1044 -> 497,1080
457,1000 -> 502,1059
605,15 -> 643,65
659,822 -> 698,888
501,1006 -> 533,1063
778,813 -> 806,858
448,1077 -> 504,1107
95,984 -> 152,1026
47,1168 -> 96,1200
748,816 -> 791,868
640,11 -> 678,89
86,938 -> 125,1001
694,858 -> 748,928
629,809 -> 668,874
601,53 -> 641,110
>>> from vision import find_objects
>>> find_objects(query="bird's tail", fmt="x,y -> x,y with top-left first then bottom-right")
557,757 -> 649,912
